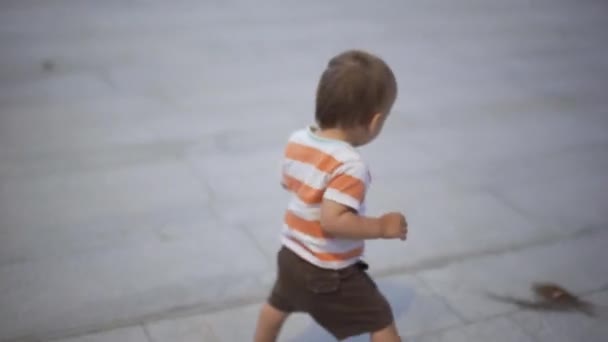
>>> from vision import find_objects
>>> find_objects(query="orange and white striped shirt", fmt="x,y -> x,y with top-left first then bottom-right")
280,126 -> 371,269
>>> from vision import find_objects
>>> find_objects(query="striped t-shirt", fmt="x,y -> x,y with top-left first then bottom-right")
280,126 -> 371,270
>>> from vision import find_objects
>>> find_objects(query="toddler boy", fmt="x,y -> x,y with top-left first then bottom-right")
254,50 -> 408,342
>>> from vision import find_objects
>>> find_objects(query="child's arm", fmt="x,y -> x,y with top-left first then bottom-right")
320,160 -> 407,240
320,199 -> 407,240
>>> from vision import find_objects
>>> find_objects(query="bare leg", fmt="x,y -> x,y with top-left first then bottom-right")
370,322 -> 401,342
254,303 -> 289,342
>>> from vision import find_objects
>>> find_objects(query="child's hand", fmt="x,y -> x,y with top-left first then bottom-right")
379,212 -> 408,240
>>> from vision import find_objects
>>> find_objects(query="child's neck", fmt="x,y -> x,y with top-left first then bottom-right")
314,126 -> 360,146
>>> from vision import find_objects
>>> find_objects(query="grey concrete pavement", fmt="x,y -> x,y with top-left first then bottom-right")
1,0 -> 607,341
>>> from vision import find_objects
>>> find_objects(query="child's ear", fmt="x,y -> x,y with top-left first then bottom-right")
368,112 -> 384,132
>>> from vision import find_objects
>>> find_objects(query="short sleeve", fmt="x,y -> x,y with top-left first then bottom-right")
323,161 -> 369,211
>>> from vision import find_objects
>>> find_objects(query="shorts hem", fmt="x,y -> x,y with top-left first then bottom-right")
333,319 -> 394,340
267,295 -> 294,313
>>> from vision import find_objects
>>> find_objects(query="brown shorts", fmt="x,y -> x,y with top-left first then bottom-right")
268,246 -> 394,340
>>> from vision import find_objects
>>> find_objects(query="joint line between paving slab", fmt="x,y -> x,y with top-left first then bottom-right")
406,308 -> 522,340
184,159 -> 274,265
181,144 -> 276,265
415,274 -> 472,325
504,305 -> 544,342
96,67 -> 118,90
235,222 -> 275,263
182,154 -> 222,221
484,186 -> 540,223
141,324 -> 154,342
370,223 -> 605,280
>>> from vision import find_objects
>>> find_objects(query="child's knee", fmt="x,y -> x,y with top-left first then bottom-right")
370,322 -> 401,342
260,303 -> 289,326
255,304 -> 290,342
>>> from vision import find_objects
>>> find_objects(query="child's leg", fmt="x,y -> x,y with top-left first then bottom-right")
370,322 -> 401,342
254,302 -> 289,342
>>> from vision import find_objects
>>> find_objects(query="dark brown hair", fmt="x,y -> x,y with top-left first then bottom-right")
315,50 -> 397,129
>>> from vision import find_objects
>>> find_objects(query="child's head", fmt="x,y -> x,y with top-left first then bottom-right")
315,50 -> 397,146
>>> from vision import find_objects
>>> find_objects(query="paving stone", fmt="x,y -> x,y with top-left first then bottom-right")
411,315 -> 536,342
0,98 -> 176,156
359,128 -> 446,180
145,315 -> 217,342
0,213 -> 270,341
434,139 -> 608,192
184,134 -> 294,263
363,186 -> 551,274
50,326 -> 149,342
0,161 -> 211,263
511,308 -> 608,342
383,275 -> 464,337
146,304 -> 318,342
417,227 -> 608,322
186,144 -> 286,203
0,73 -> 114,107
204,305 -> 315,342
406,111 -> 608,174
495,163 -> 608,234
